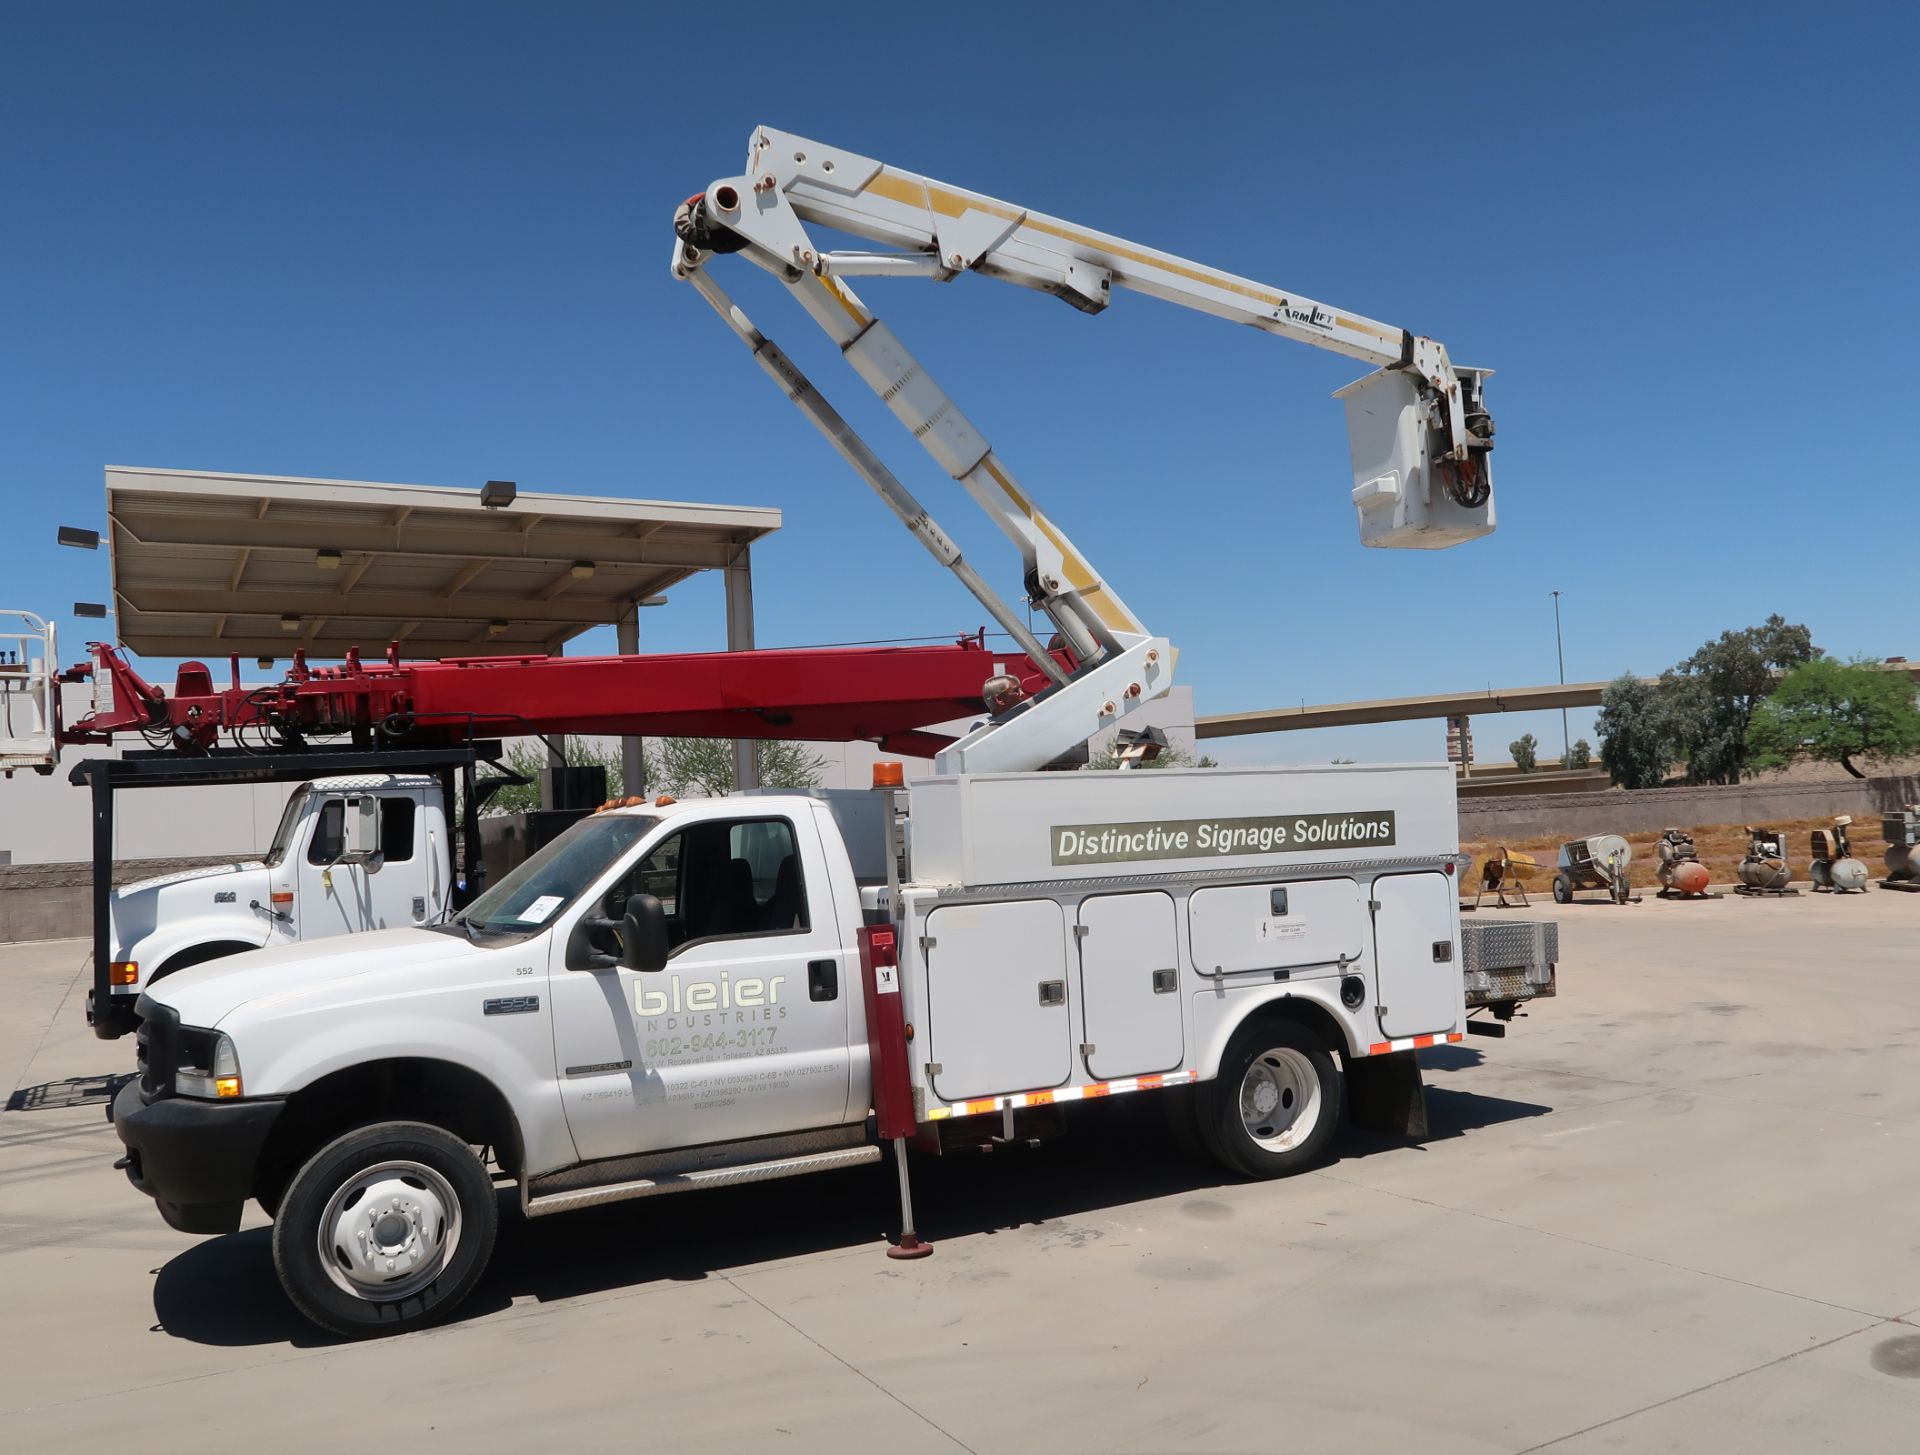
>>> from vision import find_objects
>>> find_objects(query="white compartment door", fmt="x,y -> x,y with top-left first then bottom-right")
1077,892 -> 1184,1081
925,900 -> 1072,1103
1371,872 -> 1461,1038
1188,877 -> 1365,980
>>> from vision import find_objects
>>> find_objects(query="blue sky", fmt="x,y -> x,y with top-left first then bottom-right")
4,3 -> 1915,766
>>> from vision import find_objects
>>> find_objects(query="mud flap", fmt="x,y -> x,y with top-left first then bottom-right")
1344,1049 -> 1429,1139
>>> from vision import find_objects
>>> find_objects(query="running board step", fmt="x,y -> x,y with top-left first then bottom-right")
525,1144 -> 881,1217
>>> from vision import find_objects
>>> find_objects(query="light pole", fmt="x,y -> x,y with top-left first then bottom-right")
1551,589 -> 1569,765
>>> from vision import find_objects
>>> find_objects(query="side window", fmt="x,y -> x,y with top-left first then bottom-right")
307,799 -> 344,865
380,796 -> 417,863
603,817 -> 807,951
730,820 -> 808,932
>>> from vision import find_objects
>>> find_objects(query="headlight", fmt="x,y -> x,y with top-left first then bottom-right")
175,1031 -> 243,1099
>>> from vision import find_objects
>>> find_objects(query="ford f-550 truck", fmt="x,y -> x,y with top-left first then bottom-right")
114,769 -> 1555,1337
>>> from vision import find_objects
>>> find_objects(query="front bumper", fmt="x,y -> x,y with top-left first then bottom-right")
111,1079 -> 285,1235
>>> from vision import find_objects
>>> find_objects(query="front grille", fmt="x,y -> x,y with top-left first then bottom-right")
136,999 -> 178,1102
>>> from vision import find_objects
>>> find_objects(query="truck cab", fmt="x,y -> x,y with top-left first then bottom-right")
93,773 -> 450,1036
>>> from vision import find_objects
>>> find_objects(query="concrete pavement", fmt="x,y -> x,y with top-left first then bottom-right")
3,894 -> 1918,1452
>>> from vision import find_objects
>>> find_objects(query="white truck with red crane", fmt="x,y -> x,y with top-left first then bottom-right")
29,128 -> 1551,1336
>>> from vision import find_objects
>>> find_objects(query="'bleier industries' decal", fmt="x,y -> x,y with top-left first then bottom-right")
1052,811 -> 1396,866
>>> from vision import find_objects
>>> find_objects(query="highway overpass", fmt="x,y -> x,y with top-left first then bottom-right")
1196,660 -> 1919,739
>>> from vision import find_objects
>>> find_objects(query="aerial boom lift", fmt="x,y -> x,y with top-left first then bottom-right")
673,126 -> 1496,772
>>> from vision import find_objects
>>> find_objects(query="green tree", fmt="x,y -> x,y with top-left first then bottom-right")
651,737 -> 829,797
1084,741 -> 1218,771
1661,614 -> 1816,784
1567,738 -> 1593,769
1596,674 -> 1675,789
1508,733 -> 1538,773
482,738 -> 640,817
1746,657 -> 1920,779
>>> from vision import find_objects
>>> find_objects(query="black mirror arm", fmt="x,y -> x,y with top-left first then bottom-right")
568,915 -> 624,971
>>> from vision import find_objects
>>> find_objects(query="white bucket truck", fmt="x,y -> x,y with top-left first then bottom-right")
114,767 -> 1551,1335
109,129 -> 1552,1336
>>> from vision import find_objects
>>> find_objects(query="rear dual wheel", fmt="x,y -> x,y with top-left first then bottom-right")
1197,1019 -> 1341,1179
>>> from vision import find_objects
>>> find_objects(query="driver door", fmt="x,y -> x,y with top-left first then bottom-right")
294,793 -> 377,939
547,810 -> 854,1165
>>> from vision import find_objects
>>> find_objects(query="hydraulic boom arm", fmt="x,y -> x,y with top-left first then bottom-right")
673,126 -> 1496,773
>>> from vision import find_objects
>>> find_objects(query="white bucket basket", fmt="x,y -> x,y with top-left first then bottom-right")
1337,368 -> 1496,549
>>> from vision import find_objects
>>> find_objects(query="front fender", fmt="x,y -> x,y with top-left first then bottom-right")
232,1008 -> 575,1177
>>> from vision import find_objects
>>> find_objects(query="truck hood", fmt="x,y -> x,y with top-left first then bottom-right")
111,862 -> 271,958
148,925 -> 480,1029
118,860 -> 267,895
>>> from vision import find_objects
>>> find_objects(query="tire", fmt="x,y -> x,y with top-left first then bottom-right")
271,1121 -> 497,1338
1197,1018 -> 1341,1179
1552,875 -> 1572,905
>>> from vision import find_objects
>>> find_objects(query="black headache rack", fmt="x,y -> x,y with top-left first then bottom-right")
73,743 -> 515,1040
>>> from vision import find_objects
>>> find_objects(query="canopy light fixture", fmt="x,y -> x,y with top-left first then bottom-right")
639,595 -> 669,607
315,548 -> 343,570
570,561 -> 595,580
480,479 -> 517,509
255,656 -> 274,670
73,601 -> 108,619
280,615 -> 301,631
487,619 -> 508,636
58,526 -> 101,550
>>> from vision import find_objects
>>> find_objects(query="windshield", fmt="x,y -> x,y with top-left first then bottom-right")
262,786 -> 311,868
458,813 -> 659,936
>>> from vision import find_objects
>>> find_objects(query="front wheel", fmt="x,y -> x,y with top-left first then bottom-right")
1199,1019 -> 1341,1179
1552,874 -> 1573,905
271,1121 -> 497,1338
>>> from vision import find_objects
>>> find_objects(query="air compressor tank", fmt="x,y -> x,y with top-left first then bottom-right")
1735,826 -> 1794,894
1883,806 -> 1920,890
1809,816 -> 1869,893
1654,828 -> 1712,898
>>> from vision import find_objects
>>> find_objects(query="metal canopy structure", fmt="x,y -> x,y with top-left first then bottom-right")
104,467 -> 780,662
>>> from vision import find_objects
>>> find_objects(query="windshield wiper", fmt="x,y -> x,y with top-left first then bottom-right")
460,917 -> 488,942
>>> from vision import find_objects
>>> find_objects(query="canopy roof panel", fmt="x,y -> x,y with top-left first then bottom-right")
105,467 -> 780,661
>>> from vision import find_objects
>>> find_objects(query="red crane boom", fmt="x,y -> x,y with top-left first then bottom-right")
58,635 -> 1067,760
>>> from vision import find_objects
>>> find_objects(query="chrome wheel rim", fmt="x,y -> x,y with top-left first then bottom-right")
318,1159 -> 462,1302
1238,1046 -> 1321,1152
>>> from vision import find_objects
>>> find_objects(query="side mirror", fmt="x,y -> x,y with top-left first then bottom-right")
567,892 -> 669,973
344,796 -> 380,857
620,894 -> 669,974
